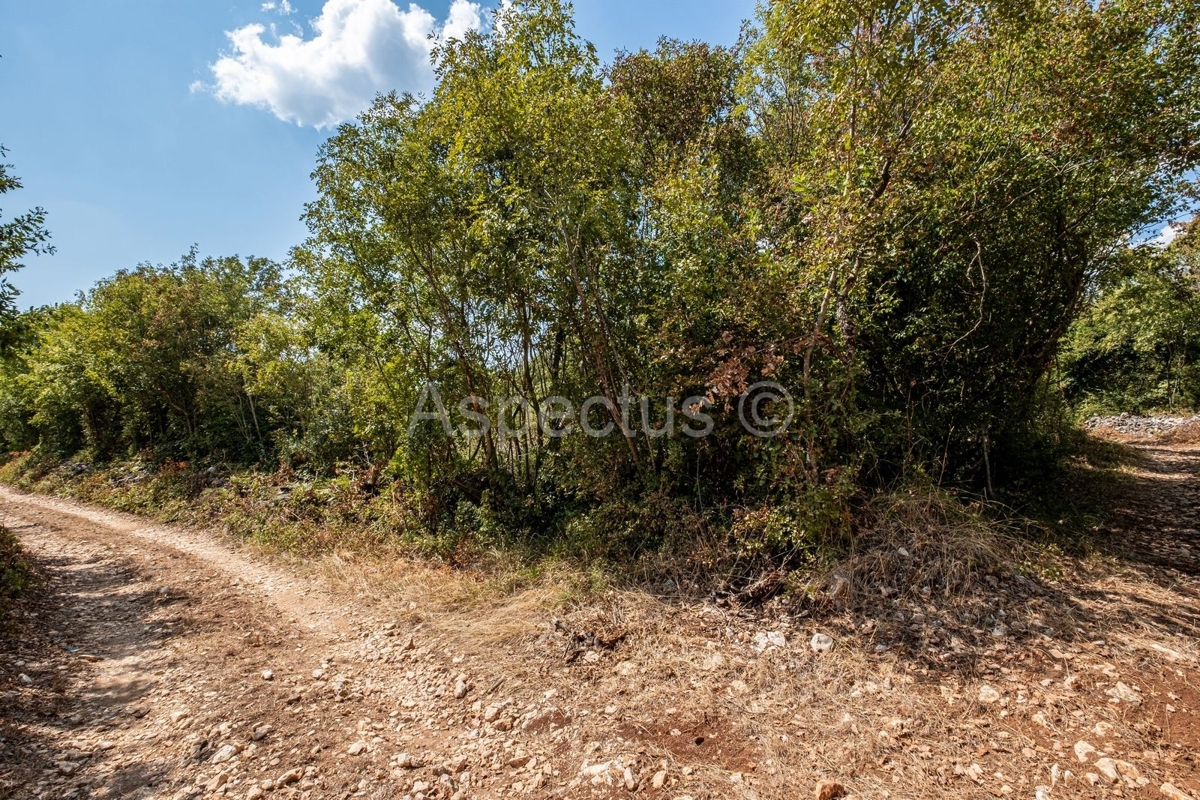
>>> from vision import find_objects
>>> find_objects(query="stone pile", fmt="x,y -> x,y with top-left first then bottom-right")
1085,413 -> 1200,437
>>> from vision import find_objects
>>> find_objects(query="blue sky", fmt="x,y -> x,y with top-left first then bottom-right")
0,0 -> 756,309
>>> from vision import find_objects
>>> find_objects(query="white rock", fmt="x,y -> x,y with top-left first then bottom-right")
978,685 -> 1002,704
348,741 -> 366,756
810,633 -> 835,654
1106,682 -> 1141,703
261,669 -> 274,681
277,768 -> 302,785
210,744 -> 238,764
1160,783 -> 1192,800
753,631 -> 787,652
454,680 -> 469,699
1095,758 -> 1139,783
1074,741 -> 1097,762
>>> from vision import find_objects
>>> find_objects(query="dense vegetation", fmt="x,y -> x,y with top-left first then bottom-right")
1062,221 -> 1200,415
1,0 -> 1198,560
0,145 -> 53,352
0,523 -> 31,610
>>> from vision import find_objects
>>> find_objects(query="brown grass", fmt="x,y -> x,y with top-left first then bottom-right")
1159,419 -> 1200,445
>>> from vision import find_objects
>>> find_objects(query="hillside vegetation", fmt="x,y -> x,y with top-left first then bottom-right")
1,0 -> 1198,571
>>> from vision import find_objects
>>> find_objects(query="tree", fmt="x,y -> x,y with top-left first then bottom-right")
302,1 -> 640,497
0,146 -> 53,347
15,252 -> 289,462
742,0 -> 1200,488
300,3 -> 766,541
1064,222 -> 1200,413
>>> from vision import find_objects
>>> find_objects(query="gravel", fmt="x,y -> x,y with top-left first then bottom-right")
1085,413 -> 1200,437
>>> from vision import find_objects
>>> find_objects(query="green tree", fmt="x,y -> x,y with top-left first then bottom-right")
19,252 -> 289,462
0,147 -> 53,349
300,2 -> 766,542
1064,222 -> 1200,413
742,0 -> 1200,490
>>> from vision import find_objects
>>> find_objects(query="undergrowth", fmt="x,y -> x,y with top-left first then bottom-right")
0,438 -> 1110,615
0,524 -> 33,622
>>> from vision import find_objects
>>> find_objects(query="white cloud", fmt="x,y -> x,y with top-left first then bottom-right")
200,0 -> 484,129
1153,223 -> 1180,248
443,0 -> 483,40
260,1 -> 295,14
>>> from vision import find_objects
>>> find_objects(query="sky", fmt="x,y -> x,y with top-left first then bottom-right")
0,0 -> 757,309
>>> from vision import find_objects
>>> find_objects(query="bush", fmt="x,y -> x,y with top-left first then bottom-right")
0,524 -> 32,604
1062,224 -> 1200,415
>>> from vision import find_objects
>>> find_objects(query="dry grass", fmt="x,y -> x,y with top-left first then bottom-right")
836,488 -> 1017,601
1160,419 -> 1200,445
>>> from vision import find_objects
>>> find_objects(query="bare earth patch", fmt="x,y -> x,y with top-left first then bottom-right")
1,440 -> 1199,799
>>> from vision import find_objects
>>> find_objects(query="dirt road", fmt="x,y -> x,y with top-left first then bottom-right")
0,487 -> 594,800
2,444 -> 1200,799
1102,443 -> 1200,574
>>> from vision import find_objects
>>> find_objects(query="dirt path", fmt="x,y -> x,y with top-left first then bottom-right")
2,445 -> 1200,799
1103,444 -> 1200,574
0,487 -> 581,800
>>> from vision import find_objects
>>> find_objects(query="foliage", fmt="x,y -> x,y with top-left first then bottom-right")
742,0 -> 1200,488
1063,223 -> 1200,414
2,0 -> 1198,560
0,146 -> 53,348
0,524 -> 32,604
1,252 -> 295,462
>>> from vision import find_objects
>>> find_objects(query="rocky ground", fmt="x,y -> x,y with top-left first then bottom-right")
1085,415 -> 1200,440
1,435 -> 1199,800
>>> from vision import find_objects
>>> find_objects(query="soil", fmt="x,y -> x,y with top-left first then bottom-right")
2,439 -> 1199,799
